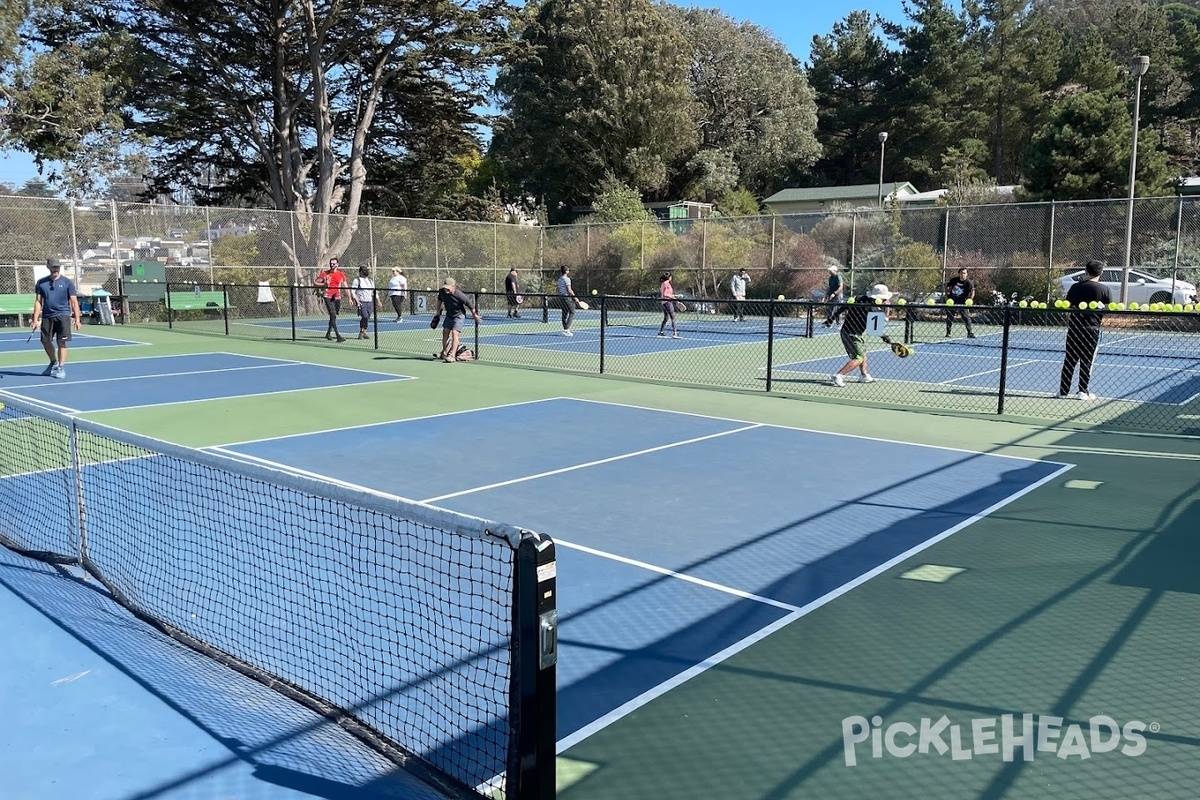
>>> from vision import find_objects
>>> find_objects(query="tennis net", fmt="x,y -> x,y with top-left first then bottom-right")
602,295 -> 813,337
0,393 -> 556,800
906,306 -> 1200,363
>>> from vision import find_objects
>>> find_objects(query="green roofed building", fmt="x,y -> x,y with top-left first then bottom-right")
763,182 -> 920,214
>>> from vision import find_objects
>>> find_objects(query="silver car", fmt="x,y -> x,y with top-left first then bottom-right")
1058,267 -> 1197,305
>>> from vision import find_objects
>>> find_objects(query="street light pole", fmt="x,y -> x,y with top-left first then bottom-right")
1120,55 -> 1150,305
877,131 -> 889,207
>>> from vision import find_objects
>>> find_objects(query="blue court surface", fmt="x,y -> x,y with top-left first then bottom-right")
213,398 -> 1072,748
1,396 -> 1075,798
0,548 -> 446,800
775,340 -> 1200,404
0,352 -> 411,412
0,329 -> 145,354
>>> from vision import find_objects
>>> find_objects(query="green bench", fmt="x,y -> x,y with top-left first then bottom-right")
165,291 -> 234,311
0,293 -> 37,316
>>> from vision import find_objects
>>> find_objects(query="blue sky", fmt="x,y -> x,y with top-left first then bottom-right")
0,1 -> 912,192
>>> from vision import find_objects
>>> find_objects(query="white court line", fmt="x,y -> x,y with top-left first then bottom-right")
76,376 -> 412,414
939,359 -> 1038,385
565,397 -> 1072,465
21,362 -> 297,389
211,397 -> 562,448
555,460 -> 1075,753
419,424 -> 763,503
554,539 -> 800,613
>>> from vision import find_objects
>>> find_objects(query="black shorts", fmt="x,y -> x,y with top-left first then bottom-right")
40,316 -> 73,341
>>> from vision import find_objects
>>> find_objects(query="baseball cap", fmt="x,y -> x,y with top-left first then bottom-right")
47,258 -> 62,270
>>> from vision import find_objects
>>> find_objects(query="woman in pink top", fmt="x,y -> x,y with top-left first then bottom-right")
658,271 -> 680,339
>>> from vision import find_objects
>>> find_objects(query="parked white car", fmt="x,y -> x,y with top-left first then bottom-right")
1058,267 -> 1197,305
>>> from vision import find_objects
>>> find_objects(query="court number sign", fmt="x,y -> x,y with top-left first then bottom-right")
416,295 -> 427,312
866,311 -> 887,336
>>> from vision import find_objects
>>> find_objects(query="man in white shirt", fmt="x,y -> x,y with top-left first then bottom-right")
730,267 -> 750,321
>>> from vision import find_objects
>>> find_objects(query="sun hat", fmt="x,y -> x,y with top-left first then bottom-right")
867,283 -> 893,301
828,265 -> 838,273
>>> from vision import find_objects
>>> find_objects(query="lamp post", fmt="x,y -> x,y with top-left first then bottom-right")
1120,55 -> 1150,305
877,131 -> 889,207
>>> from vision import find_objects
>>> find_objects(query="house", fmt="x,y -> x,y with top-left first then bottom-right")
763,182 -> 920,214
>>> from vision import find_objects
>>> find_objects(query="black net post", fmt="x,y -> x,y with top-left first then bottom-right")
541,293 -> 549,324
221,283 -> 230,335
766,299 -> 776,392
289,284 -> 297,341
997,304 -> 1012,414
508,533 -> 557,800
599,294 -> 606,374
904,304 -> 914,344
372,288 -> 380,348
805,301 -> 815,338
165,281 -> 175,328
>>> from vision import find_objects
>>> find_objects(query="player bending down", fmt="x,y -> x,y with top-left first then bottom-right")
829,283 -> 894,387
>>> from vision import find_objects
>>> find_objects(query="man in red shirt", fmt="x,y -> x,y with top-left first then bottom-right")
314,257 -> 347,342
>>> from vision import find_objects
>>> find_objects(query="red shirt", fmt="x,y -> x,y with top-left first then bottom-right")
318,269 -> 347,299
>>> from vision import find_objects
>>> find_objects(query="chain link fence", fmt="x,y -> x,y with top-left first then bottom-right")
3,194 -> 1198,432
114,282 -> 1199,435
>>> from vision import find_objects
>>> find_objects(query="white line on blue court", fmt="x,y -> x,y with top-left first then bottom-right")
939,359 -> 1038,385
26,362 -> 297,388
210,397 -> 563,448
418,424 -> 763,503
86,377 -> 413,413
566,396 -> 1074,465
554,459 -> 1076,754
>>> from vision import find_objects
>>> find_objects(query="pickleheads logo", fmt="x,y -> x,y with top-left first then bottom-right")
841,714 -> 1153,766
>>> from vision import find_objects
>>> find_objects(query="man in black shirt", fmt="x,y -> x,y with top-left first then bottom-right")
944,267 -> 976,338
504,267 -> 521,318
829,283 -> 893,386
1059,260 -> 1112,399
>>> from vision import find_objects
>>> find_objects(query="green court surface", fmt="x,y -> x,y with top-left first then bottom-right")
3,325 -> 1198,800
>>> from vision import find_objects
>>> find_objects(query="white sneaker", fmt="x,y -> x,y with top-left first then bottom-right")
562,329 -> 573,337
831,374 -> 845,387
860,374 -> 875,383
51,366 -> 65,380
1077,391 -> 1096,400
672,334 -> 681,339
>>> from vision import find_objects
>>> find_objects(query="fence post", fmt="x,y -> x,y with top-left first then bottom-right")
68,202 -> 81,285
940,207 -> 950,293
849,212 -> 857,294
434,219 -> 441,285
1171,196 -> 1183,297
109,199 -> 120,273
368,214 -> 376,271
769,216 -> 776,274
1045,200 -> 1056,304
765,299 -> 775,392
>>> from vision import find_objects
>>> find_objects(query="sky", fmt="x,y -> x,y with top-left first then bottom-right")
0,1 -> 912,193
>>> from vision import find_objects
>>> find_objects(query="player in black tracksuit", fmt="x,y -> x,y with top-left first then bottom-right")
829,285 -> 894,386
1059,260 -> 1112,399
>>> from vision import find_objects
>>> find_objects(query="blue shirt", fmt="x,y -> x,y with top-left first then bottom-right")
35,274 -> 78,318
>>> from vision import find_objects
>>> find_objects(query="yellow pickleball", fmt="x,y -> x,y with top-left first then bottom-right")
945,298 -> 955,306
964,298 -> 973,306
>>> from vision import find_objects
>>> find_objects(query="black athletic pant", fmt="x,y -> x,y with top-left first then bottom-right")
945,307 -> 974,336
324,296 -> 342,338
1060,325 -> 1101,395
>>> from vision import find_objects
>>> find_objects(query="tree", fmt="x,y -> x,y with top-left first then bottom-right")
884,0 -> 986,188
492,0 -> 697,221
660,6 -> 819,199
589,181 -> 656,223
27,0 -> 510,267
1,4 -> 136,194
1023,89 -> 1171,199
962,0 -> 1063,183
806,11 -> 900,185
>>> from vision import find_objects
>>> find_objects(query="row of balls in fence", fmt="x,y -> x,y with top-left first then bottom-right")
819,295 -> 1195,312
